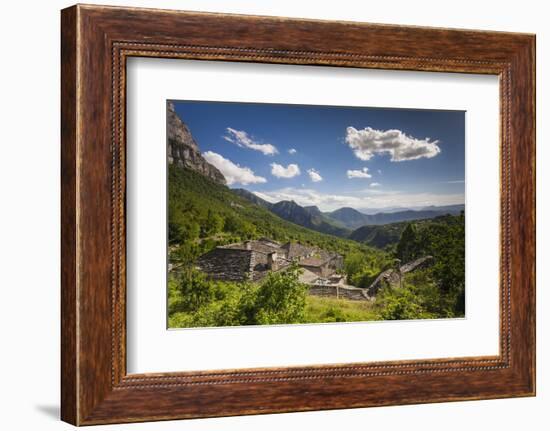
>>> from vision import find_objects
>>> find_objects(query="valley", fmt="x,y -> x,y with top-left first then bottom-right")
167,102 -> 465,327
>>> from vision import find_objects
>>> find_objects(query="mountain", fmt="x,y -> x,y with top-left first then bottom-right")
326,207 -> 371,230
349,214 -> 463,249
232,187 -> 464,237
233,189 -> 350,238
269,201 -> 350,238
231,189 -> 273,210
349,222 -> 410,248
167,102 -> 226,184
166,102 -> 463,239
166,106 -> 344,238
303,205 -> 324,218
169,166 -> 375,260
232,188 -> 272,209
327,205 -> 465,229
420,204 -> 465,214
357,209 -> 443,225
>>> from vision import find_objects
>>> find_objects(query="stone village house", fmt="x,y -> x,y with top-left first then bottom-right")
196,238 -> 343,283
195,238 -> 432,301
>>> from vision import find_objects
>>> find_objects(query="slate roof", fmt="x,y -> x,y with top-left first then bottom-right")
224,240 -> 280,254
299,257 -> 329,267
281,242 -> 314,260
250,259 -> 291,282
258,237 -> 282,248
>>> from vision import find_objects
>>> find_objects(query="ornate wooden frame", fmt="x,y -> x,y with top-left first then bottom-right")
61,4 -> 536,426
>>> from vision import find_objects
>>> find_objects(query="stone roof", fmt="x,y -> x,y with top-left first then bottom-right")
298,268 -> 320,284
258,237 -> 282,248
223,240 -> 280,254
316,249 -> 338,260
281,242 -> 314,259
298,249 -> 342,267
250,259 -> 291,282
299,257 -> 330,267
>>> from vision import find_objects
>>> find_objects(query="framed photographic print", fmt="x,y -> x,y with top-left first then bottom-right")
61,4 -> 535,425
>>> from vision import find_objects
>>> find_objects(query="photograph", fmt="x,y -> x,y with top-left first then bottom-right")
0,0 -> 540,427
167,100 -> 466,329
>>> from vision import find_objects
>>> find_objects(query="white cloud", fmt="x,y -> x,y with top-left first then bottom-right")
347,167 -> 372,179
270,163 -> 301,179
307,168 -> 323,182
370,182 -> 381,187
223,128 -> 278,155
288,148 -> 297,154
253,187 -> 463,212
345,126 -> 441,162
203,151 -> 266,185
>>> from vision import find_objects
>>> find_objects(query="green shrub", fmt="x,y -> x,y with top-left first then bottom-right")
168,265 -> 308,328
252,266 -> 307,325
172,269 -> 215,312
375,270 -> 447,320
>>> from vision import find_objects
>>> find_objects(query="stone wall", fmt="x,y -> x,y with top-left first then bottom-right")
308,285 -> 369,301
197,248 -> 253,282
366,255 -> 434,297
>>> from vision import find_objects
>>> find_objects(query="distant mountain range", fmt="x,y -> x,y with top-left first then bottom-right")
326,205 -> 465,229
232,189 -> 350,238
357,204 -> 465,215
233,188 -> 464,238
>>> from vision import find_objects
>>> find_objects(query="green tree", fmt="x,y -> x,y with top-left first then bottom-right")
344,251 -> 365,282
352,266 -> 379,289
377,286 -> 424,320
223,213 -> 243,233
376,271 -> 439,321
173,268 -> 215,311
409,214 -> 465,316
252,265 -> 307,325
170,241 -> 200,267
396,223 -> 418,262
201,209 -> 224,237
425,219 -> 465,315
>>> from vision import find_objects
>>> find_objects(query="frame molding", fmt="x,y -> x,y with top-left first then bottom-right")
61,4 -> 535,425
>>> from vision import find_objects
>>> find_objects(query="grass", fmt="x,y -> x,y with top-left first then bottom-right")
304,295 -> 380,323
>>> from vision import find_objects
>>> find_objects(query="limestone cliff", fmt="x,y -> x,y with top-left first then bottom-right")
167,102 -> 226,185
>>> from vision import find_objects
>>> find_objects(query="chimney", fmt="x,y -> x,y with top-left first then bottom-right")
267,252 -> 278,271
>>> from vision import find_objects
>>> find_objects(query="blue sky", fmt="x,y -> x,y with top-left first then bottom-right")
171,100 -> 465,212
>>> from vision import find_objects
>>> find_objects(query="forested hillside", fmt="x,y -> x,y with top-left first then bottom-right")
349,215 -> 462,249
168,163 -> 465,327
168,165 -> 386,265
232,188 -> 350,238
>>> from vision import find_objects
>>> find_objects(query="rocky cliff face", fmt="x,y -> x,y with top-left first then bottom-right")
167,102 -> 226,185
